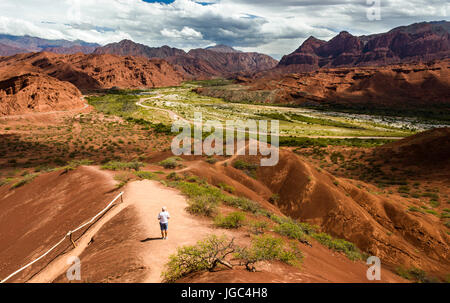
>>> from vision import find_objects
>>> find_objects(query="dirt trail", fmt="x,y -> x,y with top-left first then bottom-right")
18,172 -> 226,283
124,180 -> 229,283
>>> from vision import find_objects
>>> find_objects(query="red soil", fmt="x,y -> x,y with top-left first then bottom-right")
374,127 -> 450,173
0,73 -> 83,116
0,166 -> 118,282
182,149 -> 450,279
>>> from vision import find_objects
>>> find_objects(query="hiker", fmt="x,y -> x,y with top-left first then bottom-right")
158,206 -> 170,240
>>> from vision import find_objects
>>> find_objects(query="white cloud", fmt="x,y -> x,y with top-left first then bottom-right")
161,26 -> 203,39
0,0 -> 447,59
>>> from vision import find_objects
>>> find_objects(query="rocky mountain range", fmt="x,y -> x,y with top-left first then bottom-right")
93,39 -> 278,78
0,52 -> 183,91
0,34 -> 100,55
278,21 -> 450,72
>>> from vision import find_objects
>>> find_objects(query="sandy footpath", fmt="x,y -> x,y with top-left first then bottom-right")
125,180 -> 229,283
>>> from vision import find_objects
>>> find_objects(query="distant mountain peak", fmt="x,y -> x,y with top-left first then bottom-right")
205,44 -> 241,53
93,39 -> 186,58
278,20 -> 450,70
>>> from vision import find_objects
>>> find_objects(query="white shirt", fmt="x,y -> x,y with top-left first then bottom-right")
158,211 -> 170,224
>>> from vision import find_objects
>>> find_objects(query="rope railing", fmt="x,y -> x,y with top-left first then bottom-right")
0,191 -> 124,284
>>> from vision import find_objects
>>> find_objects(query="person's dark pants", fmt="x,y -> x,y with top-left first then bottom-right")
160,223 -> 168,231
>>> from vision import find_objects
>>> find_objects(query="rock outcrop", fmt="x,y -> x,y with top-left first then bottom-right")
0,73 -> 83,116
0,52 -> 184,90
278,21 -> 450,72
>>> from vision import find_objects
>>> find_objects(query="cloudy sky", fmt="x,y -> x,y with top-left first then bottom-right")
0,0 -> 448,59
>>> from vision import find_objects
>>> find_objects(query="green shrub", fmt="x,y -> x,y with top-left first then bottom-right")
395,267 -> 437,283
205,156 -> 218,164
429,199 -> 440,208
11,174 -> 38,189
114,172 -> 132,188
159,157 -> 182,169
135,171 -> 155,180
232,160 -> 258,170
269,214 -> 286,224
101,161 -> 144,171
275,221 -> 309,242
236,235 -> 303,270
162,235 -> 236,283
152,123 -> 173,134
167,172 -> 182,181
330,152 -> 344,164
62,159 -> 94,172
214,212 -> 246,229
175,181 -> 223,200
312,233 -> 363,260
408,206 -> 424,213
441,211 -> 450,219
218,182 -> 235,194
186,195 -> 219,217
223,196 -> 262,214
248,220 -> 269,234
0,178 -> 13,187
232,160 -> 258,178
424,209 -> 439,216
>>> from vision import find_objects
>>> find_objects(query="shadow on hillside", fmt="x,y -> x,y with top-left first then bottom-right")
141,237 -> 163,243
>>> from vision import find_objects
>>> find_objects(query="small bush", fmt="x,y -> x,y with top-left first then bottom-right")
159,157 -> 182,169
312,233 -> 363,260
275,221 -> 309,242
395,267 -> 436,283
101,161 -> 144,171
186,195 -> 219,217
114,172 -> 132,188
205,156 -> 218,164
185,175 -> 203,183
162,235 -> 236,283
408,206 -> 424,213
429,199 -> 440,208
248,220 -> 269,234
218,182 -> 235,194
269,214 -> 285,224
330,152 -> 344,164
175,181 -> 223,200
223,196 -> 262,214
11,174 -> 38,189
62,159 -> 94,172
135,171 -> 155,180
441,211 -> 450,219
232,160 -> 258,178
236,235 -> 303,270
167,172 -> 182,181
424,209 -> 439,216
214,212 -> 246,229
0,178 -> 13,187
398,185 -> 411,193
